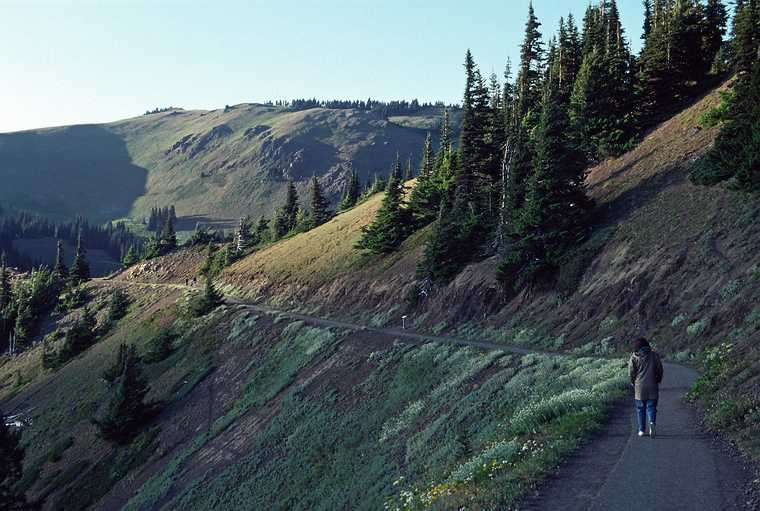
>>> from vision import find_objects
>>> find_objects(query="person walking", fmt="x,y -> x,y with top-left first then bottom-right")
628,337 -> 664,438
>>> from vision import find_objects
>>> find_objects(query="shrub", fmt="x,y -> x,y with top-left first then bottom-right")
719,279 -> 742,301
144,329 -> 175,363
106,289 -> 130,324
671,314 -> 687,328
686,318 -> 709,337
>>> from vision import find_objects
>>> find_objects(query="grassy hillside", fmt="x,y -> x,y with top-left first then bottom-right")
0,281 -> 626,510
217,82 -> 760,458
0,106 -> 449,225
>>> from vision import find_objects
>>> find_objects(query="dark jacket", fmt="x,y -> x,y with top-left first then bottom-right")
628,348 -> 663,401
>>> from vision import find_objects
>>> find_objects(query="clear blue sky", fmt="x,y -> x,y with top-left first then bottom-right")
0,0 -> 645,133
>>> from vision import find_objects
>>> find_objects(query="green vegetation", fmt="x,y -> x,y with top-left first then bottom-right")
95,344 -> 158,444
122,315 -> 626,511
191,276 -> 224,317
356,156 -> 413,254
0,409 -> 27,510
691,0 -> 759,192
687,342 -> 760,458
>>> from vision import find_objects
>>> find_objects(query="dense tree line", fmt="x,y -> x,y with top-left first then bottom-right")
284,97 -> 458,118
0,210 -> 141,271
355,0 -> 739,293
143,106 -> 182,115
146,206 -> 177,234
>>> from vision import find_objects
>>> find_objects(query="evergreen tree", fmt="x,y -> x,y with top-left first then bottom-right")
404,157 -> 414,181
122,245 -> 138,267
734,0 -> 759,74
272,179 -> 300,239
408,133 -> 440,226
703,0 -> 728,73
499,68 -> 592,289
643,0 -> 653,41
160,215 -> 177,252
501,59 -> 515,131
53,240 -> 67,279
282,178 -> 300,230
338,170 -> 361,211
106,289 -> 130,325
255,216 -> 271,244
0,257 -> 11,312
144,329 -> 174,363
308,175 -> 332,229
0,409 -> 26,511
59,307 -> 97,362
435,108 -> 452,171
102,343 -> 129,384
96,344 -> 156,444
692,57 -> 760,192
571,0 -> 635,159
514,1 -> 544,124
355,156 -> 413,254
69,231 -> 90,284
192,275 -> 224,316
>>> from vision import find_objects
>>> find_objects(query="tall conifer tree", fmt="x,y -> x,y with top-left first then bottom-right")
69,231 -> 90,284
308,175 -> 331,228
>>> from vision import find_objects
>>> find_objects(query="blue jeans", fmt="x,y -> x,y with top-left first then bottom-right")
635,399 -> 658,432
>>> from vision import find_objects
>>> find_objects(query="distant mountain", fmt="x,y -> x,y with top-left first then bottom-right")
0,105 -> 459,226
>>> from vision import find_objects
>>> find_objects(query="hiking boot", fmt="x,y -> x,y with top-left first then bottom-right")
638,430 -> 645,437
649,423 -> 656,438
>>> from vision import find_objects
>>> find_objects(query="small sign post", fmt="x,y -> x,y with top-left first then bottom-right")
401,315 -> 408,329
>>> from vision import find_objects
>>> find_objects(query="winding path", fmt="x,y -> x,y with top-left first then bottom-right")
100,280 -> 750,510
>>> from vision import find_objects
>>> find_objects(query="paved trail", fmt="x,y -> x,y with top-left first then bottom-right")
101,280 -> 750,510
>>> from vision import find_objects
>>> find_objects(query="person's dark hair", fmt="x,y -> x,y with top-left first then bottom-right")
633,337 -> 650,351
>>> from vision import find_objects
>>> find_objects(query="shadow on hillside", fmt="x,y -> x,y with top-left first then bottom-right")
0,124 -> 148,223
176,215 -> 238,231
594,164 -> 686,228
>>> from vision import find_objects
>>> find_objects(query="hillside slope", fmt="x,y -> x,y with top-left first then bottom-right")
221,81 -> 760,361
0,106 -> 455,224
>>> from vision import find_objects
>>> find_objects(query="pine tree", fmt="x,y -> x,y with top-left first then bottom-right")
408,133 -> 441,226
192,275 -> 224,316
355,156 -> 413,254
160,215 -> 177,252
514,1 -> 545,124
457,50 -> 483,204
404,157 -> 413,181
69,231 -> 90,284
58,307 -> 97,362
122,245 -> 138,267
643,0 -> 653,41
571,0 -> 635,159
283,178 -> 300,230
0,257 -> 11,312
0,409 -> 26,511
703,0 -> 728,73
308,175 -> 331,229
734,0 -> 759,75
338,170 -> 360,211
692,57 -> 760,192
96,344 -> 155,444
499,68 -> 592,289
501,59 -> 515,130
53,240 -> 66,279
255,216 -> 271,244
435,108 -> 452,171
